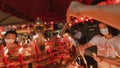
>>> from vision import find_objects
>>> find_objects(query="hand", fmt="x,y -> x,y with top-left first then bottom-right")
92,53 -> 101,62
78,45 -> 85,56
116,58 -> 120,62
66,1 -> 85,24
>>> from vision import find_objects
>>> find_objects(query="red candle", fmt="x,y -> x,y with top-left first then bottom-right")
18,48 -> 23,64
3,47 -> 9,65
33,40 -> 39,61
34,45 -> 39,61
3,55 -> 8,65
18,54 -> 23,64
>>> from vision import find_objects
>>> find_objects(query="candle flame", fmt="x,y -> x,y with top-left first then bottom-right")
64,33 -> 68,36
4,47 -> 8,55
57,34 -> 61,38
90,65 -> 93,68
19,47 -> 23,53
69,23 -> 72,27
44,39 -> 47,41
78,57 -> 80,60
47,38 -> 50,41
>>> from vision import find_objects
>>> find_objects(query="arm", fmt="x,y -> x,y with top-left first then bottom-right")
66,1 -> 120,30
92,53 -> 120,66
78,42 -> 93,52
101,57 -> 120,66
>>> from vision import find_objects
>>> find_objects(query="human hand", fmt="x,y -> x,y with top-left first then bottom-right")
92,53 -> 101,62
78,45 -> 85,56
66,1 -> 85,24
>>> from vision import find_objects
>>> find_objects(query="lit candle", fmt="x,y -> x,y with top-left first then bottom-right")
3,47 -> 9,65
33,40 -> 39,61
75,62 -> 78,68
57,34 -> 61,38
18,47 -> 23,64
34,45 -> 39,61
78,57 -> 81,64
90,65 -> 93,68
47,38 -> 50,41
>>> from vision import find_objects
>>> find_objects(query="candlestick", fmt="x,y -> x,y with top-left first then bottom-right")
3,47 -> 9,65
18,47 -> 23,64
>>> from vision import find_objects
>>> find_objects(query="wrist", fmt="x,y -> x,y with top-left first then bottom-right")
99,57 -> 103,62
84,44 -> 88,49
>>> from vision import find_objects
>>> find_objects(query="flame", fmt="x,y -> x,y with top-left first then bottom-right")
4,47 -> 9,55
57,34 -> 61,38
19,47 -> 23,53
90,65 -> 93,68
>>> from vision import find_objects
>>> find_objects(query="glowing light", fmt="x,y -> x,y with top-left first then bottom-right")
74,19 -> 79,23
63,33 -> 69,36
44,22 -> 47,25
86,19 -> 89,21
50,21 -> 54,24
21,24 -> 26,28
81,17 -> 84,20
80,17 -> 85,22
19,47 -> 23,53
88,17 -> 93,19
4,47 -> 8,55
44,39 -> 47,41
69,23 -> 72,27
90,65 -> 93,68
57,34 -> 61,38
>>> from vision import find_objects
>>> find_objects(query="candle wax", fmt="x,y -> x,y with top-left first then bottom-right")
18,54 -> 23,64
3,55 -> 8,65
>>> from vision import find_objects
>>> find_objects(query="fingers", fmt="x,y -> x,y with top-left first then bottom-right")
92,53 -> 102,62
66,15 -> 72,23
66,1 -> 79,24
66,1 -> 85,24
92,53 -> 97,57
78,45 -> 85,56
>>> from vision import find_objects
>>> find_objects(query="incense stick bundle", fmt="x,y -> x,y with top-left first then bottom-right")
78,49 -> 87,64
59,23 -> 69,36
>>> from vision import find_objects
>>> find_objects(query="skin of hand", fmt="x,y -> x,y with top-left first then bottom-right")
78,45 -> 85,56
92,53 -> 120,65
92,53 -> 101,62
66,1 -> 120,30
66,1 -> 85,24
